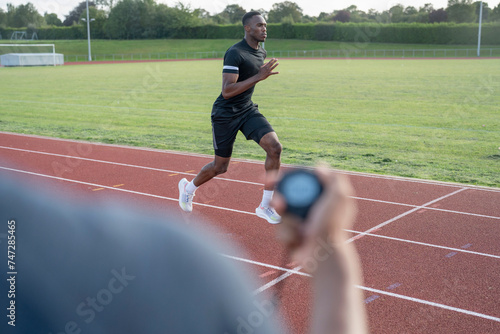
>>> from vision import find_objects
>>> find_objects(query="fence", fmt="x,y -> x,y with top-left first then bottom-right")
64,48 -> 500,62
267,48 -> 500,58
65,51 -> 227,62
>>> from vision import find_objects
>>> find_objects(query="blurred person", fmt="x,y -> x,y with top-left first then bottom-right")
0,175 -> 277,334
0,166 -> 367,334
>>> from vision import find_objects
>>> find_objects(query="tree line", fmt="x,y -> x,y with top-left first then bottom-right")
1,0 -> 499,39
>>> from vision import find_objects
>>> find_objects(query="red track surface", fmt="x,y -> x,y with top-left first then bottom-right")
1,131 -> 499,333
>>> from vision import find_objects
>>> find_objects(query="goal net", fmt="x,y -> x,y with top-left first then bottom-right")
0,44 -> 64,67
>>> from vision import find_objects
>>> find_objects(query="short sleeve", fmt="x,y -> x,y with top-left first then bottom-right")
222,47 -> 240,74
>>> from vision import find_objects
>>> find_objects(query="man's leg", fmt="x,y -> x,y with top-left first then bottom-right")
259,131 -> 282,189
255,131 -> 282,224
192,155 -> 231,187
178,156 -> 230,213
179,111 -> 238,213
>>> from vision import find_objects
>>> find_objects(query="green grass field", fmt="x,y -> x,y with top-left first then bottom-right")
1,39 -> 499,58
1,58 -> 499,187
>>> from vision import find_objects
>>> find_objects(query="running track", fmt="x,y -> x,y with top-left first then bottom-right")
1,131 -> 499,333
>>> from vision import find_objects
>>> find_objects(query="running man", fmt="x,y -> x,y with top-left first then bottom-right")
178,11 -> 282,224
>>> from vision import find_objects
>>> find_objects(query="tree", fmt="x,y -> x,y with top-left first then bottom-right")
105,0 -> 200,39
220,4 -> 246,24
420,3 -> 435,13
5,3 -> 14,27
95,0 -> 116,11
389,4 -> 405,23
252,8 -> 269,20
195,8 -> 211,20
366,9 -> 380,21
210,14 -> 229,24
491,4 -> 500,21
429,8 -> 448,22
168,3 -> 202,28
64,1 -> 96,26
447,0 -> 475,23
343,5 -> 369,22
0,8 -> 6,27
44,12 -> 62,26
301,15 -> 317,23
105,0 -> 155,38
345,5 -> 358,13
473,1 -> 490,22
151,3 -> 178,36
415,3 -> 434,23
267,1 -> 303,23
5,2 -> 44,28
317,12 -> 330,21
78,5 -> 107,38
404,6 -> 418,15
401,5 -> 430,22
333,10 -> 350,23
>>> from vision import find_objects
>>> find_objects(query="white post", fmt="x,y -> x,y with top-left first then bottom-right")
86,0 -> 92,61
477,1 -> 483,57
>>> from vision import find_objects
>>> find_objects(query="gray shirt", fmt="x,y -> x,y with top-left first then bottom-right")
0,175 -> 278,334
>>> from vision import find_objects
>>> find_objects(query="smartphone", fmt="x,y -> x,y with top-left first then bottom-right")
276,169 -> 323,220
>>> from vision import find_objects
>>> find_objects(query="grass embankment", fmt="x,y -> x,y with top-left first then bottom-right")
1,39 -> 497,57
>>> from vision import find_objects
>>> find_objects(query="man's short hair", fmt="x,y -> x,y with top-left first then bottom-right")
242,11 -> 262,26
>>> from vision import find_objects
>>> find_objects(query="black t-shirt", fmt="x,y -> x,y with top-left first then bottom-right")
212,39 -> 267,119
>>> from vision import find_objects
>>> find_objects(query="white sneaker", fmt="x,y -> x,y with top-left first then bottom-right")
178,178 -> 194,212
256,205 -> 281,224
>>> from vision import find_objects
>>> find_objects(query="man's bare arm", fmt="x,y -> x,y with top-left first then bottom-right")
272,169 -> 368,334
221,58 -> 279,99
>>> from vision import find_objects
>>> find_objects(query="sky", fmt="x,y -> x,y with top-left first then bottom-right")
2,0 -> 499,20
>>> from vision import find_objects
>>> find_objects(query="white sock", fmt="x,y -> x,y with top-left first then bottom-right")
186,180 -> 198,194
261,190 -> 274,208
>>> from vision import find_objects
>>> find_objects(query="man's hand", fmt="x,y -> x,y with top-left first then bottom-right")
257,58 -> 280,81
271,167 -> 356,273
271,168 -> 368,334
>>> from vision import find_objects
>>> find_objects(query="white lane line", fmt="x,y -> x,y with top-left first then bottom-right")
346,188 -> 468,243
2,145 -> 499,221
1,165 -> 309,278
0,166 -> 255,216
252,265 -> 500,323
352,196 -> 500,220
250,253 -> 500,324
356,285 -> 500,323
253,269 -> 298,295
2,131 -> 500,193
420,206 -> 500,220
254,226 -> 500,295
2,165 -> 500,323
251,267 -> 500,323
220,254 -> 309,278
345,229 -> 500,259
0,146 -> 264,186
257,188 -> 468,299
1,165 -> 499,258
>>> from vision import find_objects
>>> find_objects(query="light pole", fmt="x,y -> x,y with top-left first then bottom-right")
85,0 -> 92,61
477,1 -> 483,57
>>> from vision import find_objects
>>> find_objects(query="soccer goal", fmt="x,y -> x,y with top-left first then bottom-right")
0,44 -> 64,67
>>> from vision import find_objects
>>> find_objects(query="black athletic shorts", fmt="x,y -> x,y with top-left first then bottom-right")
211,108 -> 274,158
